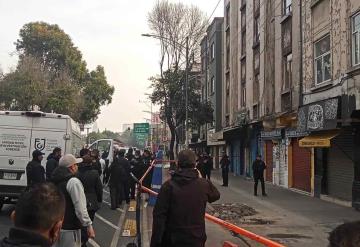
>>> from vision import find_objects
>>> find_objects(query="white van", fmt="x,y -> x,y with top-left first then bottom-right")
88,139 -> 127,164
0,111 -> 83,209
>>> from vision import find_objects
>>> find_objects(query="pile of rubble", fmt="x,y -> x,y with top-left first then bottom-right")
207,203 -> 257,222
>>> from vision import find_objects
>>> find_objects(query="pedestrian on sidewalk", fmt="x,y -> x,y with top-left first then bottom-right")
51,154 -> 95,247
220,152 -> 230,187
118,150 -> 132,204
0,183 -> 65,247
150,149 -> 220,247
90,149 -> 102,176
46,147 -> 62,181
252,154 -> 267,196
203,153 -> 213,180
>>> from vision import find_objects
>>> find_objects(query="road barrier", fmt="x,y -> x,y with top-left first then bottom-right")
139,160 -> 285,247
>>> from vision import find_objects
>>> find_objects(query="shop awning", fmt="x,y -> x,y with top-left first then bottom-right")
299,130 -> 339,148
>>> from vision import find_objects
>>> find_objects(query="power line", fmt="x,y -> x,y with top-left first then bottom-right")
207,0 -> 222,24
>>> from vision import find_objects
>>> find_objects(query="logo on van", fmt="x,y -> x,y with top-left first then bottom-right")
34,138 -> 46,152
8,159 -> 14,165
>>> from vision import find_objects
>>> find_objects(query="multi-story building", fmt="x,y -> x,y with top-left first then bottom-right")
199,17 -> 225,168
296,0 -> 360,208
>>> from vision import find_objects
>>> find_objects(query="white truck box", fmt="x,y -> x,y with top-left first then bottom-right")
0,111 -> 83,209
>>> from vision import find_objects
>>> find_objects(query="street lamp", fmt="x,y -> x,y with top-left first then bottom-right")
142,33 -> 190,149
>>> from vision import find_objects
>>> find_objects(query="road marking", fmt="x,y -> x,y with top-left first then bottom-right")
88,239 -> 101,247
110,204 -> 127,247
103,189 -> 110,194
122,219 -> 137,237
102,200 -> 124,213
95,213 -> 119,230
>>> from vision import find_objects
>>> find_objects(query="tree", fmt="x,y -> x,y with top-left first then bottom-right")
147,1 -> 211,159
15,22 -> 87,83
0,22 -> 114,124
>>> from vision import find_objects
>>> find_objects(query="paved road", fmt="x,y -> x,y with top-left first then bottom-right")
0,188 -> 132,247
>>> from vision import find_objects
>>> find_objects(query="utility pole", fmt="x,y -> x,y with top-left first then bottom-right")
185,36 -> 189,149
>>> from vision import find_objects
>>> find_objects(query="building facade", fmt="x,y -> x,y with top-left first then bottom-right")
200,17 -> 225,168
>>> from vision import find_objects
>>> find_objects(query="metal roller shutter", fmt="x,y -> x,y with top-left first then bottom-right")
327,129 -> 354,201
265,141 -> 273,182
292,139 -> 311,192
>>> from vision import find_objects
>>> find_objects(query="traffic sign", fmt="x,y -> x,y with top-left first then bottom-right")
133,123 -> 150,134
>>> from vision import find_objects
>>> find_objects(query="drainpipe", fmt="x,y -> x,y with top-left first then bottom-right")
299,0 -> 303,107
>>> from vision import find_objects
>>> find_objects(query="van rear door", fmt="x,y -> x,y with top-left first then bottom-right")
0,115 -> 32,195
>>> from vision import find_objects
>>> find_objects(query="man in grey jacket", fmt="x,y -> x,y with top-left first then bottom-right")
52,154 -> 95,247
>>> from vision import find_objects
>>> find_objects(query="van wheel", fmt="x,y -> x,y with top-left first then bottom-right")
0,197 -> 4,211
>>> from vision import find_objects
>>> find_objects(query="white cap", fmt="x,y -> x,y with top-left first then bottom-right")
59,154 -> 83,168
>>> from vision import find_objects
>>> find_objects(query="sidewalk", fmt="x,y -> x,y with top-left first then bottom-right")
209,169 -> 360,246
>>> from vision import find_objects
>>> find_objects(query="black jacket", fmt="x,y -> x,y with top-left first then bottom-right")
108,157 -> 129,186
92,159 -> 102,176
26,160 -> 45,186
150,168 -> 220,247
252,159 -> 266,177
78,164 -> 103,211
130,156 -> 143,179
220,156 -> 230,173
45,154 -> 59,181
0,228 -> 52,247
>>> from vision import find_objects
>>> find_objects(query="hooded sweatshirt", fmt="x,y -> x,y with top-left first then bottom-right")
45,153 -> 59,181
150,168 -> 220,247
51,166 -> 92,230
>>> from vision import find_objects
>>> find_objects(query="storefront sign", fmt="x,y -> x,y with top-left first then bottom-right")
298,97 -> 340,132
299,139 -> 330,148
260,129 -> 282,140
285,128 -> 309,138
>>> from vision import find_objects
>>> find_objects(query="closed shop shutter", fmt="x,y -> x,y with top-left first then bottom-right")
265,141 -> 273,182
230,140 -> 241,175
292,138 -> 311,192
328,129 -> 354,201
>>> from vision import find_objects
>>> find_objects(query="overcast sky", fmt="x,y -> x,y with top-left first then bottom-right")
0,0 -> 223,132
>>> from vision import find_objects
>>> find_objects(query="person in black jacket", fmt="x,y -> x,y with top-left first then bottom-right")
90,149 -> 102,176
118,150 -> 131,204
108,151 -> 125,209
220,152 -> 230,187
252,154 -> 267,196
78,157 -> 103,247
0,183 -> 65,247
129,150 -> 143,199
46,147 -> 62,181
150,149 -> 220,247
203,153 -> 213,180
26,150 -> 45,187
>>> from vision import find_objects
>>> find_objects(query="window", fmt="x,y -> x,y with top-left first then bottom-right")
210,76 -> 215,94
241,9 -> 246,30
253,74 -> 259,102
283,53 -> 292,90
283,0 -> 292,15
241,86 -> 246,107
352,13 -> 360,66
314,35 -> 331,85
254,15 -> 260,44
226,4 -> 230,28
226,46 -> 230,70
241,59 -> 246,82
210,43 -> 215,60
254,48 -> 260,72
242,31 -> 246,55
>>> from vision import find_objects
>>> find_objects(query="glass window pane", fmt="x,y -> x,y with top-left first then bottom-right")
315,36 -> 330,57
354,14 -> 360,32
354,33 -> 359,65
323,54 -> 331,81
316,58 -> 323,84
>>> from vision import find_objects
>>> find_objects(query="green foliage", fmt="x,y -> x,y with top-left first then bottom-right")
15,22 -> 87,83
88,130 -> 121,143
0,22 -> 114,124
150,69 -> 213,130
